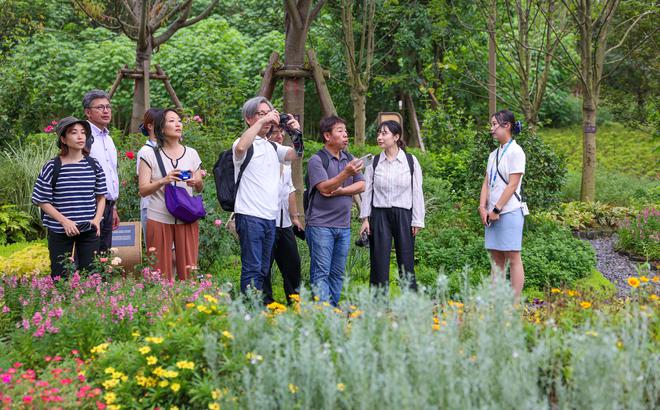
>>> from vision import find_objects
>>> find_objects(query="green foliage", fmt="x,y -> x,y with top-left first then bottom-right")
0,205 -> 35,245
561,170 -> 659,207
0,240 -> 49,277
537,201 -> 634,231
616,207 -> 660,261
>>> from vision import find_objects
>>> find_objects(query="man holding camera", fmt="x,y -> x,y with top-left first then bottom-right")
306,115 -> 365,307
233,96 -> 300,296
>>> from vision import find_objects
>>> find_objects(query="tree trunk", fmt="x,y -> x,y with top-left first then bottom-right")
487,0 -> 497,116
351,86 -> 366,146
580,97 -> 597,201
284,1 -> 311,221
131,43 -> 152,133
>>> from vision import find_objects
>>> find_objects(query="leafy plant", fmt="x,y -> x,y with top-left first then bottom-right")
0,205 -> 35,245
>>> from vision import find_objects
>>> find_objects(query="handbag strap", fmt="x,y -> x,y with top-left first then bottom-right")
152,146 -> 178,223
495,148 -> 523,202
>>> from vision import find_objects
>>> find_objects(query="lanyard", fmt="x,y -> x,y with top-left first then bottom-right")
489,139 -> 512,189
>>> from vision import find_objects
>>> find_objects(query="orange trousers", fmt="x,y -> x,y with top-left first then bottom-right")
146,219 -> 199,281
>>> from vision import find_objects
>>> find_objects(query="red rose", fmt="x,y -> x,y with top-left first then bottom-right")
125,151 -> 135,160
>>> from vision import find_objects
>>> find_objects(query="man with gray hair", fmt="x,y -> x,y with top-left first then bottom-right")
233,96 -> 300,297
83,89 -> 120,252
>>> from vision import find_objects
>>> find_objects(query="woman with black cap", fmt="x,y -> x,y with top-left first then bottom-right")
32,116 -> 107,279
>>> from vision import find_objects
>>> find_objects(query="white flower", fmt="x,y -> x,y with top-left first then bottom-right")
111,257 -> 122,266
109,247 -> 119,254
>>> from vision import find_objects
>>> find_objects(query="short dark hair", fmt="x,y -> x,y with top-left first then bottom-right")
154,108 -> 180,147
492,109 -> 521,135
378,120 -> 406,149
59,124 -> 91,157
319,115 -> 347,143
82,90 -> 110,109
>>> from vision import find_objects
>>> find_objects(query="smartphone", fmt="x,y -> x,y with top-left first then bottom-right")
179,170 -> 192,180
358,153 -> 374,168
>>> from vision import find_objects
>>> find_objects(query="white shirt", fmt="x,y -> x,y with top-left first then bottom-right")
88,122 -> 119,201
360,149 -> 425,228
136,140 -> 157,210
140,146 -> 202,224
486,139 -> 525,214
232,137 -> 290,221
277,164 -> 296,228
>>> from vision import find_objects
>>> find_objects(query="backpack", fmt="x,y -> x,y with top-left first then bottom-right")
303,149 -> 354,215
370,151 -> 415,210
42,155 -> 99,219
213,141 -> 277,212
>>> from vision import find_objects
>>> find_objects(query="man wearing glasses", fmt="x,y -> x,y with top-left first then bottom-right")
83,89 -> 120,252
233,96 -> 300,298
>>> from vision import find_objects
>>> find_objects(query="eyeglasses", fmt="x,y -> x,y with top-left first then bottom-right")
89,105 -> 112,112
255,110 -> 272,117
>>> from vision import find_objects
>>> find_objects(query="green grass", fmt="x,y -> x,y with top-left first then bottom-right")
539,122 -> 658,178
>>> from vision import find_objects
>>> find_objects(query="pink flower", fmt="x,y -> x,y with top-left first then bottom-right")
1,374 -> 11,384
71,349 -> 79,356
193,115 -> 203,123
1,306 -> 9,314
22,396 -> 33,404
44,125 -> 54,133
214,219 -> 223,227
99,257 -> 108,263
60,378 -> 72,385
51,120 -> 58,125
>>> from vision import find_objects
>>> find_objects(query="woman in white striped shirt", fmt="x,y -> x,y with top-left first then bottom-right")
32,117 -> 107,279
359,121 -> 425,292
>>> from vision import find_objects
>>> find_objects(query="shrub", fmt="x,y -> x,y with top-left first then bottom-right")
616,207 -> 660,261
0,205 -> 35,245
0,242 -> 48,277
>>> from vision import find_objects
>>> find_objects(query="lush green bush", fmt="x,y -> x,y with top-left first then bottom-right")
0,205 -> 34,245
561,169 -> 659,207
537,201 -> 635,231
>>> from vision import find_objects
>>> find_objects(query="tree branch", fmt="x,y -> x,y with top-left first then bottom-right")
285,0 -> 304,30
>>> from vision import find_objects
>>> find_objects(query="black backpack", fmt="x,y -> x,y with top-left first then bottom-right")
41,155 -> 99,217
213,141 -> 277,212
303,149 -> 354,215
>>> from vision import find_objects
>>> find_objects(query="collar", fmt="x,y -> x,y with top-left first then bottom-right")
145,139 -> 157,147
379,148 -> 405,163
88,121 -> 109,137
322,147 -> 349,161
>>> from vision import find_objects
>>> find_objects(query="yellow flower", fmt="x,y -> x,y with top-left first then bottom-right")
146,356 -> 158,365
103,379 -> 119,389
176,361 -> 195,370
652,275 -> 659,283
289,294 -> 300,303
349,310 -> 364,319
288,383 -> 298,394
159,380 -> 169,388
153,367 -> 165,377
222,330 -> 234,340
203,294 -> 218,304
212,389 -> 223,400
91,342 -> 110,355
640,276 -> 649,283
432,324 -> 440,331
337,383 -> 345,392
164,370 -> 179,378
550,288 -> 561,294
170,407 -> 180,410
628,277 -> 640,288
208,404 -> 220,410
246,352 -> 263,363
145,336 -> 164,344
566,290 -> 578,297
111,371 -> 126,380
107,405 -> 121,410
186,303 -> 195,308
104,392 -> 117,404
132,331 -> 140,337
171,383 -> 181,392
139,346 -> 151,355
650,294 -> 658,301
104,367 -> 116,375
333,308 -> 343,314
267,301 -> 287,313
580,301 -> 592,309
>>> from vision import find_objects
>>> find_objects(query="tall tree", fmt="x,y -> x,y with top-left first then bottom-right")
552,0 -> 655,200
283,0 -> 327,214
338,0 -> 376,146
72,0 -> 219,131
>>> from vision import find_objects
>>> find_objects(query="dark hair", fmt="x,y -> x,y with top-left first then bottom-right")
319,115 -> 347,143
59,124 -> 91,157
82,90 -> 110,109
492,109 -> 522,135
140,108 -> 162,137
154,108 -> 180,147
378,120 -> 406,148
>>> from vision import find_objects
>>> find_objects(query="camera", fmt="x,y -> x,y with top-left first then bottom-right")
179,170 -> 192,180
355,231 -> 369,248
279,113 -> 304,157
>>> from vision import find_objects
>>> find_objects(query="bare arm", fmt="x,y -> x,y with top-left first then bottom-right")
235,111 -> 279,160
316,159 -> 364,195
138,159 -> 181,197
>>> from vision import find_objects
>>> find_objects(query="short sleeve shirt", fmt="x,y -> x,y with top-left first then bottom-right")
306,149 -> 365,228
486,139 -> 525,214
232,137 -> 291,221
136,140 -> 157,210
31,157 -> 107,233
140,146 -> 202,224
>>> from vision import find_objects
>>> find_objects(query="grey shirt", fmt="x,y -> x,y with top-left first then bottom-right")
306,148 -> 365,228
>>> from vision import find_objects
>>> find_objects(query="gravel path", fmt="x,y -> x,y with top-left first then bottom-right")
586,234 -> 650,296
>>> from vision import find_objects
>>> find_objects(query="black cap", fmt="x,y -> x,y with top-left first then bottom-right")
55,116 -> 93,148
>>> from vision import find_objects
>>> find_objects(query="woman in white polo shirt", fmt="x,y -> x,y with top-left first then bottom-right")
478,109 -> 526,297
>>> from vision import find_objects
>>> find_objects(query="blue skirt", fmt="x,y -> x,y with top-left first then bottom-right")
485,208 -> 524,251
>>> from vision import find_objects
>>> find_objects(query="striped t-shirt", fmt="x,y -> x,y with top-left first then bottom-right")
31,157 -> 107,233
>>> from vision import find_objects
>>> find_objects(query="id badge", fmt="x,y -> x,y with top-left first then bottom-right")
521,202 -> 530,216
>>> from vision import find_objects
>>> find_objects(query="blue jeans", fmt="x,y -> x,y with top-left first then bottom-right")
236,214 -> 276,294
306,226 -> 351,306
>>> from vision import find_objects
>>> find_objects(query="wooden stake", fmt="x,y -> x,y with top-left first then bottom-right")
258,52 -> 280,99
307,49 -> 337,117
155,65 -> 183,110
